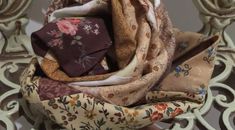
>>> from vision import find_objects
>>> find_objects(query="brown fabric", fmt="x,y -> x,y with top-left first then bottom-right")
40,58 -> 114,82
111,0 -> 138,68
159,34 -> 219,94
32,17 -> 112,77
38,78 -> 81,100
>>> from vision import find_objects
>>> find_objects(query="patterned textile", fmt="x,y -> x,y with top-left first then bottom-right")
32,17 -> 112,77
45,0 -> 175,106
20,58 -> 202,130
20,0 -> 221,129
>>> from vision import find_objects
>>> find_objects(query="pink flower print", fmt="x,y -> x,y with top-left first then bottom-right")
47,30 -> 62,38
56,20 -> 78,36
66,18 -> 81,25
48,38 -> 63,49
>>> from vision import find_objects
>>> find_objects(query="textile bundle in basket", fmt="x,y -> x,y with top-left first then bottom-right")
20,0 -> 220,129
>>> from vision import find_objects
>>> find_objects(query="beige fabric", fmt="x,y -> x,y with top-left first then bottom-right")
20,60 -> 202,129
65,1 -> 175,106
19,0 -> 221,129
159,34 -> 220,94
111,0 -> 138,68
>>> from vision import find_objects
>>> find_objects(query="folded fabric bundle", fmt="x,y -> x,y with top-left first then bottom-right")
20,32 -> 219,130
20,0 -> 220,129
45,0 -> 176,106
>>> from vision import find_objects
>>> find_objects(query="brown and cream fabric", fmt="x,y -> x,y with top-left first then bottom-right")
20,0 -> 221,130
40,58 -> 114,82
20,58 -> 203,130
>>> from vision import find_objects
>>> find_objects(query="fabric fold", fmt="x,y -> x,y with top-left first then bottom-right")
32,17 -> 112,77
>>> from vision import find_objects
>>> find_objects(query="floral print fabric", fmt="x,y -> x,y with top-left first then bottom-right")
20,0 -> 221,130
56,0 -> 176,106
38,78 -> 81,101
20,61 -> 202,129
31,17 -> 112,77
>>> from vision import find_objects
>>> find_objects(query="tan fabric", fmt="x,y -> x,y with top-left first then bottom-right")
112,0 -> 138,68
159,35 -> 220,94
20,58 -> 203,130
173,28 -> 206,60
69,1 -> 175,106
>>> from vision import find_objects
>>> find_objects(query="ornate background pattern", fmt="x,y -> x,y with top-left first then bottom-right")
0,0 -> 234,130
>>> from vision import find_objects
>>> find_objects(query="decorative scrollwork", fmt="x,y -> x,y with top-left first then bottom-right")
0,0 -> 33,130
0,0 -> 32,23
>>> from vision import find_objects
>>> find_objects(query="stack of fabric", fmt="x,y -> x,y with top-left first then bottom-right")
20,0 -> 220,129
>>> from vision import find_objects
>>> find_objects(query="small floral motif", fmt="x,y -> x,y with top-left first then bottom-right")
84,110 -> 97,120
69,95 -> 80,107
155,103 -> 168,111
83,23 -> 100,35
186,92 -> 196,98
75,55 -> 95,68
47,30 -> 62,38
203,47 -> 216,64
67,18 -> 81,25
24,84 -> 36,96
177,42 -> 188,52
47,18 -> 101,49
150,111 -> 163,121
175,64 -> 192,77
56,19 -> 79,36
170,108 -> 184,118
48,38 -> 63,49
110,106 -> 125,124
198,84 -> 207,96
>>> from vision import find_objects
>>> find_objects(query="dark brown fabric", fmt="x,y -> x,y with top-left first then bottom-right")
38,78 -> 81,101
31,17 -> 112,77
